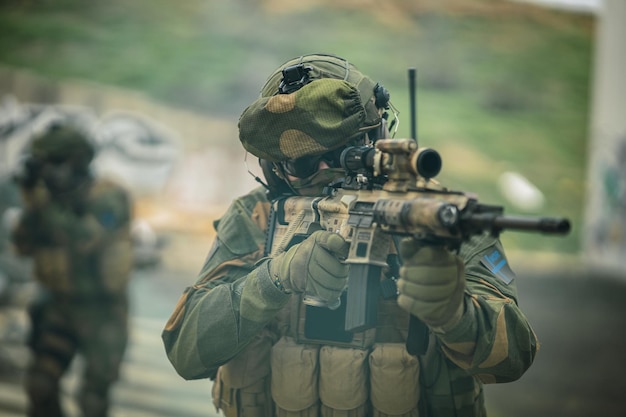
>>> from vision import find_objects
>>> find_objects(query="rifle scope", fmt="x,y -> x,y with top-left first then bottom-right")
414,148 -> 442,179
340,146 -> 376,172
340,145 -> 442,179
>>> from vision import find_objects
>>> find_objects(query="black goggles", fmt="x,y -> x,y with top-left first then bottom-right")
281,147 -> 345,179
280,130 -> 384,178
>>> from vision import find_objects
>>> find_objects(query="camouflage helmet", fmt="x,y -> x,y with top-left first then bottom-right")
239,53 -> 390,162
31,123 -> 95,169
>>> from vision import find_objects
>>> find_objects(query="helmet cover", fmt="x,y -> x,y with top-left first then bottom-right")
31,123 -> 95,168
239,54 -> 387,162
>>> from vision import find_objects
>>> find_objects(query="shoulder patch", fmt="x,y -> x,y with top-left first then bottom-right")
98,210 -> 117,229
480,249 -> 515,284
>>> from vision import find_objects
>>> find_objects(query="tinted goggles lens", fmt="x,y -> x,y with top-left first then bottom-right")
282,147 -> 345,178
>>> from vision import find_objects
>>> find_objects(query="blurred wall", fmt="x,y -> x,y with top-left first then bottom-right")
583,0 -> 626,277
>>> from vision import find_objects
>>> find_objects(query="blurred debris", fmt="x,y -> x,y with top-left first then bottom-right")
0,306 -> 31,380
92,111 -> 182,196
498,171 -> 545,212
0,172 -> 34,306
0,95 -> 98,179
0,97 -> 186,275
0,96 -> 183,198
0,171 -> 33,380
131,219 -> 169,269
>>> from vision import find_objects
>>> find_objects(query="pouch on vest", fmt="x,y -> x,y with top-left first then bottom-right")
98,234 -> 133,294
369,343 -> 420,417
289,295 -> 376,349
213,331 -> 273,417
319,345 -> 369,417
34,248 -> 71,293
271,336 -> 320,417
375,298 -> 411,344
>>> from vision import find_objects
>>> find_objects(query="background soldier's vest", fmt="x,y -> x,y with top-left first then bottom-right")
30,179 -> 132,298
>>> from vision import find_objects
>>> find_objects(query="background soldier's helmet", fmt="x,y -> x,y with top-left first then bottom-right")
31,123 -> 95,172
13,123 -> 97,192
238,53 -> 391,163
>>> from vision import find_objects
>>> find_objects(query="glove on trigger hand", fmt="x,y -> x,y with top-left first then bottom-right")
396,238 -> 466,331
269,230 -> 349,304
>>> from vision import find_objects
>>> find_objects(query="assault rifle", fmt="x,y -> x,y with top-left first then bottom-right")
265,137 -> 570,333
264,69 -> 571,335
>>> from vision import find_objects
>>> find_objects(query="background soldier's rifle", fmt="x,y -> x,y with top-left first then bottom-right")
264,69 -> 571,334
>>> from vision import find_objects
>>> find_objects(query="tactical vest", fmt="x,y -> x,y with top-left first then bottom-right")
208,188 -> 486,417
212,291 -> 423,417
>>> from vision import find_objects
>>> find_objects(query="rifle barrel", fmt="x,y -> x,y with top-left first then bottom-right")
470,213 -> 571,234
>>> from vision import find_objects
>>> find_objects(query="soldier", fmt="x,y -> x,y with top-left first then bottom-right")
162,54 -> 538,417
11,122 -> 133,417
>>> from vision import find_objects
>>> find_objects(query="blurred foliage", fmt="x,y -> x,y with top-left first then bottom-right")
0,0 -> 593,255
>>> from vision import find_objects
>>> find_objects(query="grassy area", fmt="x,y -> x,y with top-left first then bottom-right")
0,0 -> 593,254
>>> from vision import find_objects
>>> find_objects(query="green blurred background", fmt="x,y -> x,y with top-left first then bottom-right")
0,0 -> 592,257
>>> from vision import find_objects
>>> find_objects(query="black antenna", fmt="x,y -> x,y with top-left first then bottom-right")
408,68 -> 417,145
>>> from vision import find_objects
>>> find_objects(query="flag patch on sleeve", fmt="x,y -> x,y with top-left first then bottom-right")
480,249 -> 516,284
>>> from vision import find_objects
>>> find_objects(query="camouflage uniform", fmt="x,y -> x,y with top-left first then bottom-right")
163,186 -> 537,417
162,54 -> 538,417
11,124 -> 133,417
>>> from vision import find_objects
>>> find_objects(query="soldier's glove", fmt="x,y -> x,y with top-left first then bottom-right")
397,238 -> 466,331
269,230 -> 349,303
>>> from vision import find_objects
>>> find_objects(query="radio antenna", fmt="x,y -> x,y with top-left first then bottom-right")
408,67 -> 417,145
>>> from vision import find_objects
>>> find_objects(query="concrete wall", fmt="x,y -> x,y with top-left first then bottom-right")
583,0 -> 626,276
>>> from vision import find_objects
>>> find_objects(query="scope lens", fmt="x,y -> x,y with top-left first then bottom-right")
340,146 -> 375,172
416,149 -> 442,179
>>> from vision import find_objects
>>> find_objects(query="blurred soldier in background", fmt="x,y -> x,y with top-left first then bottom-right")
10,122 -> 133,417
162,54 -> 538,417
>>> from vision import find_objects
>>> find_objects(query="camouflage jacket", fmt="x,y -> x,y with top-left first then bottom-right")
11,178 -> 133,299
162,186 -> 538,417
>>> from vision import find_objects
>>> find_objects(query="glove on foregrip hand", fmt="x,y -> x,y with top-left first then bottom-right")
269,230 -> 349,302
397,238 -> 466,330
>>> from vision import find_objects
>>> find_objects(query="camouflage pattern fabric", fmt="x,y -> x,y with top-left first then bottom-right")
25,291 -> 128,417
12,169 -> 133,417
162,187 -> 538,417
239,79 -> 372,162
30,124 -> 95,166
239,54 -> 384,162
259,54 -> 382,125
